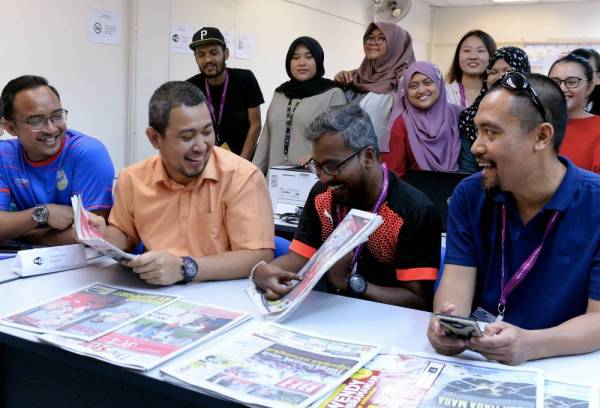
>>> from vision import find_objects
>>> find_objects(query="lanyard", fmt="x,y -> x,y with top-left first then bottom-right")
335,163 -> 389,275
497,205 -> 560,321
284,99 -> 302,158
204,70 -> 230,144
458,82 -> 467,107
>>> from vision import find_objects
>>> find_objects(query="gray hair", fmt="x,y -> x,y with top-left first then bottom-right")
305,104 -> 380,155
148,81 -> 206,135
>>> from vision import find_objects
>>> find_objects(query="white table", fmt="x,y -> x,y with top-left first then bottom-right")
0,258 -> 598,407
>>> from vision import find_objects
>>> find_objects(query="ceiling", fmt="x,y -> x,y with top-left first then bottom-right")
422,0 -> 591,6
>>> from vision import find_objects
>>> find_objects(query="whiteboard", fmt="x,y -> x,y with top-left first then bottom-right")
524,44 -> 600,75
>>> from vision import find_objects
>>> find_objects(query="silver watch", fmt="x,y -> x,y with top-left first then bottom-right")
32,205 -> 49,227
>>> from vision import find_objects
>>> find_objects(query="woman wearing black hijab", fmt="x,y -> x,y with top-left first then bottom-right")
253,37 -> 345,173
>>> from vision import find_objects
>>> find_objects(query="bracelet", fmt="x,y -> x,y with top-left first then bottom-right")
249,260 -> 267,284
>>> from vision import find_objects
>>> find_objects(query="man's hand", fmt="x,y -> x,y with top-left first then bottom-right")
125,251 -> 183,286
469,321 -> 533,365
326,251 -> 353,292
427,303 -> 469,356
46,204 -> 74,230
334,70 -> 354,86
253,262 -> 301,300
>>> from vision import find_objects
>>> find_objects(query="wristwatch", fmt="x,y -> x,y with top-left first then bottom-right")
347,273 -> 368,295
180,256 -> 199,283
32,205 -> 49,227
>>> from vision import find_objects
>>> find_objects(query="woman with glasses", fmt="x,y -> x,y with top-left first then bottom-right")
445,30 -> 497,109
333,22 -> 415,156
382,61 -> 461,177
570,48 -> 600,115
253,36 -> 345,173
549,54 -> 600,173
457,47 -> 531,173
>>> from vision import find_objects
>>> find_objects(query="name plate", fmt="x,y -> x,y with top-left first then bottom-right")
12,244 -> 87,277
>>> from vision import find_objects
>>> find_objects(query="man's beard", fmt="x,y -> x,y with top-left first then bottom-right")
204,62 -> 226,78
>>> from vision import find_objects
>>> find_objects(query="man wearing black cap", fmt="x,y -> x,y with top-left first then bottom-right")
187,27 -> 264,160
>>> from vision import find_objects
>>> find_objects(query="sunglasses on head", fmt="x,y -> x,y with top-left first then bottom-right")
498,72 -> 549,124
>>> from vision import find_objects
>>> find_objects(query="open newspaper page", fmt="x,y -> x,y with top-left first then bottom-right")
544,378 -> 598,408
71,194 -> 135,262
161,322 -> 381,408
247,209 -> 383,322
0,283 -> 178,341
39,301 -> 251,371
412,352 -> 544,408
316,352 -> 444,408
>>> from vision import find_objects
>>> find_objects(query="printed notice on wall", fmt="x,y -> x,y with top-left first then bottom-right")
170,23 -> 194,54
88,8 -> 122,46
235,33 -> 255,60
223,32 -> 235,53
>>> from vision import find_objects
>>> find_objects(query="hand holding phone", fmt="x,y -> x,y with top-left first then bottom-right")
434,313 -> 483,340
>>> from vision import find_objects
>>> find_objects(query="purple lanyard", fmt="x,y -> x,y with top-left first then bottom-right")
458,82 -> 467,107
497,205 -> 560,320
335,163 -> 389,274
204,70 -> 230,138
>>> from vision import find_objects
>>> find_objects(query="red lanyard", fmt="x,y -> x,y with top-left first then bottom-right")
204,70 -> 230,142
497,205 -> 560,320
335,163 -> 389,274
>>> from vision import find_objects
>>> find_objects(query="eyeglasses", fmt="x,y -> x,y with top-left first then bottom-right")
13,109 -> 68,131
363,36 -> 386,45
307,148 -> 365,176
550,76 -> 587,90
499,72 -> 549,124
487,67 -> 515,78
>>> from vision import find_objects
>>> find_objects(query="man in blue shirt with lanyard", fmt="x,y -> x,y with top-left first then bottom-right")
428,72 -> 600,365
0,75 -> 114,245
186,27 -> 264,160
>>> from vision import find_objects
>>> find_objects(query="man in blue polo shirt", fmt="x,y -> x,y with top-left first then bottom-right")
428,72 -> 600,365
0,75 -> 114,245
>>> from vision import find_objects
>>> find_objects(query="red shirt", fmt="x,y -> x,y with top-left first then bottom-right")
381,116 -> 419,178
560,115 -> 600,174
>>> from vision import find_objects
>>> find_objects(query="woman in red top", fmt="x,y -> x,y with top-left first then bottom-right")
549,54 -> 600,173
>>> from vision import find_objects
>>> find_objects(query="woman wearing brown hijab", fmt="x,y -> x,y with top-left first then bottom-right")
334,22 -> 415,153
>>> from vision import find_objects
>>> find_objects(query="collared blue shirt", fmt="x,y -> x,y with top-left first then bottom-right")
0,129 -> 114,212
445,158 -> 600,330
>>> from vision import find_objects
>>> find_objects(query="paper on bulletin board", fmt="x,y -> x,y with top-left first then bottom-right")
88,8 -> 122,46
170,23 -> 194,54
525,43 -> 600,74
223,31 -> 235,52
235,33 -> 255,60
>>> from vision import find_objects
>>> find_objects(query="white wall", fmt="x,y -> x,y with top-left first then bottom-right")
0,0 -> 130,171
430,1 -> 600,75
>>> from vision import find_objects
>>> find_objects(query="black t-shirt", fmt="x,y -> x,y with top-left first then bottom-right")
187,68 -> 264,154
290,171 -> 442,288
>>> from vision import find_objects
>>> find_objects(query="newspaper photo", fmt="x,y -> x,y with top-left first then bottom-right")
0,283 -> 178,341
247,208 -> 383,322
544,378 -> 598,408
71,194 -> 135,262
161,322 -> 381,408
39,301 -> 251,371
317,352 -> 444,408
414,352 -> 544,408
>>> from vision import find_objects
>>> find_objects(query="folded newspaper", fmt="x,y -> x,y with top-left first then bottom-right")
39,300 -> 251,371
246,208 -> 383,322
317,350 -> 544,408
161,321 -> 381,408
71,194 -> 135,262
0,282 -> 178,341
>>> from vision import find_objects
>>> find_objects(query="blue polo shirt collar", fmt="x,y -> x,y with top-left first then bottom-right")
492,157 -> 576,212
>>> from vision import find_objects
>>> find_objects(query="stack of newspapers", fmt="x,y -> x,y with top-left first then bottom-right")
71,194 -> 135,262
246,208 -> 383,322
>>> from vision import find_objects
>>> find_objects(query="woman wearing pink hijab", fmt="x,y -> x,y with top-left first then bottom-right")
334,22 -> 415,153
382,61 -> 461,177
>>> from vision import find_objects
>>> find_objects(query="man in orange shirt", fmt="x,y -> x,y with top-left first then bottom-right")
89,81 -> 274,285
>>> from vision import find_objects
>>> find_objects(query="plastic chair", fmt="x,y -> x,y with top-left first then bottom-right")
274,236 -> 291,258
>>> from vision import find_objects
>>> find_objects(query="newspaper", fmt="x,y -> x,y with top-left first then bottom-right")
317,352 -> 444,408
0,283 -> 178,341
161,321 -> 381,408
39,301 -> 251,371
544,378 -> 598,408
247,209 -> 383,322
71,194 -> 135,262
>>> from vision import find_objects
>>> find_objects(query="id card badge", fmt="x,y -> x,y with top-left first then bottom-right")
470,307 -> 497,323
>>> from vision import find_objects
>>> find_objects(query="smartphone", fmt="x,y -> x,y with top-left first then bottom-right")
434,313 -> 483,340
